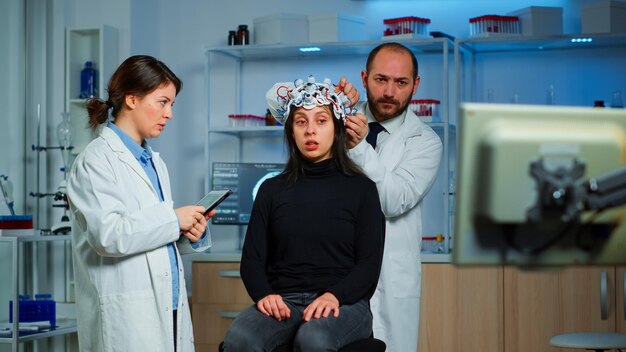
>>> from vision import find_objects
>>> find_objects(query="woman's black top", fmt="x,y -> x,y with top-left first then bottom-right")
240,158 -> 385,305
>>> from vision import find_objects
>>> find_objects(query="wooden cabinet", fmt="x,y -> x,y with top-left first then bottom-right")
419,264 -> 626,352
503,266 -> 616,352
418,264 -> 504,352
191,262 -> 252,352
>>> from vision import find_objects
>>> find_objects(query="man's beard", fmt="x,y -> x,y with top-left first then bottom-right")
367,89 -> 412,122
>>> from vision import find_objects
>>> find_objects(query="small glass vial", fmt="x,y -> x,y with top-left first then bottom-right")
228,30 -> 237,46
432,233 -> 446,253
237,25 -> 249,45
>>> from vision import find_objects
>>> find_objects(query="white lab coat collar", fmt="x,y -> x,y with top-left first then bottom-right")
98,126 -> 169,202
363,102 -> 425,142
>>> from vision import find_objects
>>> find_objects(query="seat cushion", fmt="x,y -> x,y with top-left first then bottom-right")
550,332 -> 626,349
339,338 -> 386,352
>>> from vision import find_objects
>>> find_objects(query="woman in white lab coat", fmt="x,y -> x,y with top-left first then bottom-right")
67,55 -> 212,352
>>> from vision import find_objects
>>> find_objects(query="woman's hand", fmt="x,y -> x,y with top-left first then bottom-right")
302,292 -> 339,321
175,206 -> 207,242
257,294 -> 291,321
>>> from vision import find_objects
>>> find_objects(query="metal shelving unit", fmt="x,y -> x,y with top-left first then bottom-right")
0,232 -> 76,352
205,38 -> 456,253
454,33 -> 626,104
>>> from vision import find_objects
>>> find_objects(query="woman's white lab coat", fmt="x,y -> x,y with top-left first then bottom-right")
67,127 -> 209,352
348,103 -> 443,352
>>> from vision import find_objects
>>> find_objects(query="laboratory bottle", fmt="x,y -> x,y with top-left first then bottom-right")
228,30 -> 237,45
79,61 -> 98,99
237,25 -> 249,45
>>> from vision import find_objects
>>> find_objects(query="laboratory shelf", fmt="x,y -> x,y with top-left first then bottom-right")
0,318 -> 77,343
209,126 -> 284,138
206,37 -> 453,61
456,33 -> 626,54
0,233 -> 75,352
454,33 -> 626,105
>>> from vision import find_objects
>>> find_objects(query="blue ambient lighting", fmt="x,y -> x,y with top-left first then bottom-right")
571,38 -> 593,43
299,46 -> 321,53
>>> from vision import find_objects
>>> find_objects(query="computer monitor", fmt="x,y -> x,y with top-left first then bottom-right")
453,103 -> 626,266
211,162 -> 285,224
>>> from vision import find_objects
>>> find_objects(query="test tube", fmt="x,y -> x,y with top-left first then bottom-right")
546,84 -> 555,105
611,90 -> 624,108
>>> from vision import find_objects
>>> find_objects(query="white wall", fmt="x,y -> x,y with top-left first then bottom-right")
0,28 -> 23,345
0,2 -> 24,335
1,0 -> 26,216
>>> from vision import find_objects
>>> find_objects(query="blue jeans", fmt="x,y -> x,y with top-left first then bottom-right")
223,293 -> 372,352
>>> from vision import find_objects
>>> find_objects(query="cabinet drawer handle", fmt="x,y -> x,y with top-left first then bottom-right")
601,271 -> 608,320
623,272 -> 626,321
219,270 -> 241,278
220,311 -> 242,319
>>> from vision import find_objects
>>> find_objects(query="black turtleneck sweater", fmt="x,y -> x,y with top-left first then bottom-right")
240,159 -> 385,305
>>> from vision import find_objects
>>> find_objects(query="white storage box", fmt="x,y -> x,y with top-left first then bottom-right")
308,13 -> 365,42
582,0 -> 626,34
253,13 -> 308,45
507,6 -> 563,36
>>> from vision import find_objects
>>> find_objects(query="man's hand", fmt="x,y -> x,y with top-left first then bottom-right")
345,113 -> 368,150
257,294 -> 291,321
336,76 -> 360,108
302,292 -> 340,321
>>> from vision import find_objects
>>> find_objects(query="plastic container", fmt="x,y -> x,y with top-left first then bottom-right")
410,99 -> 441,122
507,6 -> 563,36
422,236 -> 435,252
9,294 -> 56,328
308,13 -> 365,42
253,13 -> 308,45
0,215 -> 33,229
79,61 -> 98,99
582,0 -> 626,34
383,16 -> 431,39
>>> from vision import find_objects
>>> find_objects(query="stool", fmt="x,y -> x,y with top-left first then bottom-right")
550,332 -> 626,351
218,337 -> 386,351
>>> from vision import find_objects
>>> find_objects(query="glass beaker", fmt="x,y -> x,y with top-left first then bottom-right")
56,112 -> 74,178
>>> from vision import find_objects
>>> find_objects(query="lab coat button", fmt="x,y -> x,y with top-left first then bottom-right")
165,307 -> 169,312
165,271 -> 169,276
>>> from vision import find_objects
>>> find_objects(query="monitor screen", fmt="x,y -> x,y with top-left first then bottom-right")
453,103 -> 626,266
211,162 -> 285,224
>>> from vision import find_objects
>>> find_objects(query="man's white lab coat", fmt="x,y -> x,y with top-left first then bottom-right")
348,102 -> 443,352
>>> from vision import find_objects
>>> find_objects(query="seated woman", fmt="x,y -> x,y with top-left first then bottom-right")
223,76 -> 385,352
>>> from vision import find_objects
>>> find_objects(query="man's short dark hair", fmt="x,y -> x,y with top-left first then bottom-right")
365,42 -> 418,79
